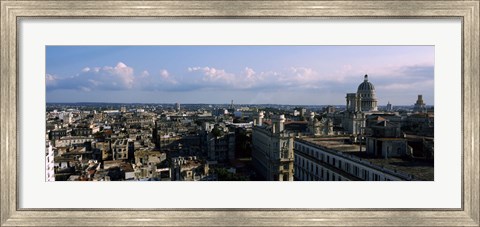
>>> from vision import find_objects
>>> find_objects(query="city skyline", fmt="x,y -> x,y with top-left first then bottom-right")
46,46 -> 434,105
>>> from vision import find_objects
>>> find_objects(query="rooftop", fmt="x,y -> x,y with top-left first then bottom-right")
297,137 -> 434,180
301,137 -> 364,153
135,150 -> 165,157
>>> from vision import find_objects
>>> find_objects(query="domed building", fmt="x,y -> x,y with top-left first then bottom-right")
343,74 -> 378,135
356,74 -> 378,111
346,74 -> 378,112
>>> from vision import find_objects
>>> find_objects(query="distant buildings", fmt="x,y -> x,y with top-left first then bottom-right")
175,102 -> 181,112
413,95 -> 427,113
386,101 -> 393,111
46,74 -> 433,181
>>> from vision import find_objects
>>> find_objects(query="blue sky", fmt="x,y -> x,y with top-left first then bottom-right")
46,46 -> 434,105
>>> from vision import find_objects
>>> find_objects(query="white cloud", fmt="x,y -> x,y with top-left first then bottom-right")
47,62 -> 433,97
244,67 -> 255,78
141,70 -> 150,78
47,62 -> 137,91
45,74 -> 58,87
189,67 -> 234,83
158,69 -> 178,85
287,67 -> 318,84
184,66 -> 322,90
160,69 -> 169,78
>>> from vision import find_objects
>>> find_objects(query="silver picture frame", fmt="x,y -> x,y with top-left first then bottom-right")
1,1 -> 478,226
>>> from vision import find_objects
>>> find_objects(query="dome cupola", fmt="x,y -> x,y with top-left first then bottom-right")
355,74 -> 378,111
357,74 -> 375,92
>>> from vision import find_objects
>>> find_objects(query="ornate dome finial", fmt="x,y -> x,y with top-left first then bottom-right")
364,74 -> 368,81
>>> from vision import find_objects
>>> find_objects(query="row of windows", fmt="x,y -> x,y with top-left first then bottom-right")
294,160 -> 344,181
51,131 -> 66,135
58,139 -> 91,143
294,143 -> 393,181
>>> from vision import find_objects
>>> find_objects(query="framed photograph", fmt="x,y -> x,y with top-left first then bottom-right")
1,0 -> 478,226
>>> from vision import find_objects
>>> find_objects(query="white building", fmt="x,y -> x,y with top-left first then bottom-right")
251,112 -> 294,181
45,141 -> 55,181
294,137 -> 414,181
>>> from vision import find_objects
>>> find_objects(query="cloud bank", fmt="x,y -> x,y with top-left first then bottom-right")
46,62 -> 434,102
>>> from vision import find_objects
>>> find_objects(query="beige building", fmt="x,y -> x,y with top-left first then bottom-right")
252,112 -> 294,181
112,139 -> 134,161
171,156 -> 208,181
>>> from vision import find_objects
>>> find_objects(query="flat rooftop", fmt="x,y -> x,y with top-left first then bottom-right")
297,137 -> 434,181
301,137 -> 365,153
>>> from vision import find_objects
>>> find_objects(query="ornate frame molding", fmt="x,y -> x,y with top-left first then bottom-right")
1,1 -> 478,226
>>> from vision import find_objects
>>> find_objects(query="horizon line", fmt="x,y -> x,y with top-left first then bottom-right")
46,102 -> 431,107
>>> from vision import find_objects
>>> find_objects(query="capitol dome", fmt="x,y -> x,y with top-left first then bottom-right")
356,74 -> 378,111
357,74 -> 375,91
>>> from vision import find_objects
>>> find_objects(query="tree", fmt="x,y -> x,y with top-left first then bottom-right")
211,126 -> 224,137
214,168 -> 248,181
